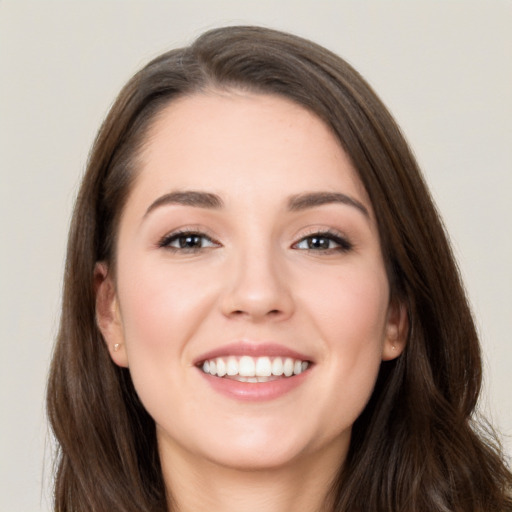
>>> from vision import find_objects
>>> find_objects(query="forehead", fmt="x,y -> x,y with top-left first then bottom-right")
131,91 -> 370,211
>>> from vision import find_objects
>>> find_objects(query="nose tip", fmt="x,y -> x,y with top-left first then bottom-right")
220,254 -> 294,322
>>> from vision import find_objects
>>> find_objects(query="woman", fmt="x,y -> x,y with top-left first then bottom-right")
47,26 -> 512,511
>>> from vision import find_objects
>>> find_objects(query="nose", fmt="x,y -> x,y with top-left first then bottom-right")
220,244 -> 294,322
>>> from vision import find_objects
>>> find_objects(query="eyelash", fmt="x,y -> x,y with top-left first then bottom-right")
293,229 -> 353,253
157,229 -> 353,254
158,229 -> 219,253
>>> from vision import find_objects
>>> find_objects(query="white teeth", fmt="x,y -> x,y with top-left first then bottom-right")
226,356 -> 238,376
271,357 -> 284,376
234,376 -> 275,383
200,355 -> 309,379
239,356 -> 256,377
216,358 -> 226,377
283,358 -> 294,377
255,356 -> 272,377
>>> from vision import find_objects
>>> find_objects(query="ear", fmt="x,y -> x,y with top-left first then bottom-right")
382,300 -> 408,361
94,262 -> 129,367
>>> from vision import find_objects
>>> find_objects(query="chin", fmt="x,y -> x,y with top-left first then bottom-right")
158,419 -> 313,472
198,419 -> 333,471
204,440 -> 307,471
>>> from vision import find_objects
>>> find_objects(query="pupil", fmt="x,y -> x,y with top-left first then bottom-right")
309,236 -> 329,249
180,235 -> 201,248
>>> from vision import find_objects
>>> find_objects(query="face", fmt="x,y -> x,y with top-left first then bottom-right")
96,92 -> 406,473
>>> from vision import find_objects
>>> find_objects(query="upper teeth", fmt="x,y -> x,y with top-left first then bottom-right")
201,356 -> 309,378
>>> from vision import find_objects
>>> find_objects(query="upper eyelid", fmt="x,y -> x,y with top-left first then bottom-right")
160,225 -> 217,239
158,228 -> 220,248
156,226 -> 351,247
292,229 -> 353,250
293,227 -> 349,241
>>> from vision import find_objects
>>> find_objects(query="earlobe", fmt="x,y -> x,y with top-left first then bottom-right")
94,262 -> 129,367
382,301 -> 408,361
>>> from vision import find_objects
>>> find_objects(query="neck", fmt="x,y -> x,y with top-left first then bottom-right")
160,441 -> 344,512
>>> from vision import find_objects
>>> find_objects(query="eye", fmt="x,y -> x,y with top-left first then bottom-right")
293,232 -> 352,252
159,231 -> 219,252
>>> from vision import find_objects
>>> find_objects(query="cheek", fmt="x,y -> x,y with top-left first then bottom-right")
297,263 -> 390,417
302,261 -> 390,344
117,255 -> 215,345
114,257 -> 215,417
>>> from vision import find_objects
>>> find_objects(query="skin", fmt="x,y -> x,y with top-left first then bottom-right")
96,91 -> 407,512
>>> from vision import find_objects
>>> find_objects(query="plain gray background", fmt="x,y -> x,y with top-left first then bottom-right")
1,2 -> 511,510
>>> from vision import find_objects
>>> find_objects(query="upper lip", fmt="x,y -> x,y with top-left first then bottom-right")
193,341 -> 313,366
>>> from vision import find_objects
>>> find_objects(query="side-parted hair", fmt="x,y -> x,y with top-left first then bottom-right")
47,26 -> 512,511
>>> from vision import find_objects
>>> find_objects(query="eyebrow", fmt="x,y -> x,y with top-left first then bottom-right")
287,192 -> 369,217
144,190 -> 369,218
144,190 -> 224,217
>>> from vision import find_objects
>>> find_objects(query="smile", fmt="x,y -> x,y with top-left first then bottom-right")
200,356 -> 310,382
195,343 -> 313,400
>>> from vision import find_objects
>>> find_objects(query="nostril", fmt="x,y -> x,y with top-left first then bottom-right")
228,308 -> 283,319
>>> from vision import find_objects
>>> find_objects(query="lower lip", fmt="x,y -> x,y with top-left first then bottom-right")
197,369 -> 311,401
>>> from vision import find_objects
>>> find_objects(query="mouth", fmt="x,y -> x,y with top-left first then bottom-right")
198,355 -> 310,382
194,342 -> 314,400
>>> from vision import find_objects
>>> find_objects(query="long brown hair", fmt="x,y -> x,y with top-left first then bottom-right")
47,26 -> 512,511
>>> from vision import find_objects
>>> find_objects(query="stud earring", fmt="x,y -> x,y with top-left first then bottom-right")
114,343 -> 121,352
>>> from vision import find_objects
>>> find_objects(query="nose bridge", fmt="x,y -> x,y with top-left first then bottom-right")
221,234 -> 293,320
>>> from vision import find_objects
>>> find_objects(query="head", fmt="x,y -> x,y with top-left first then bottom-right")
48,26 -> 481,510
